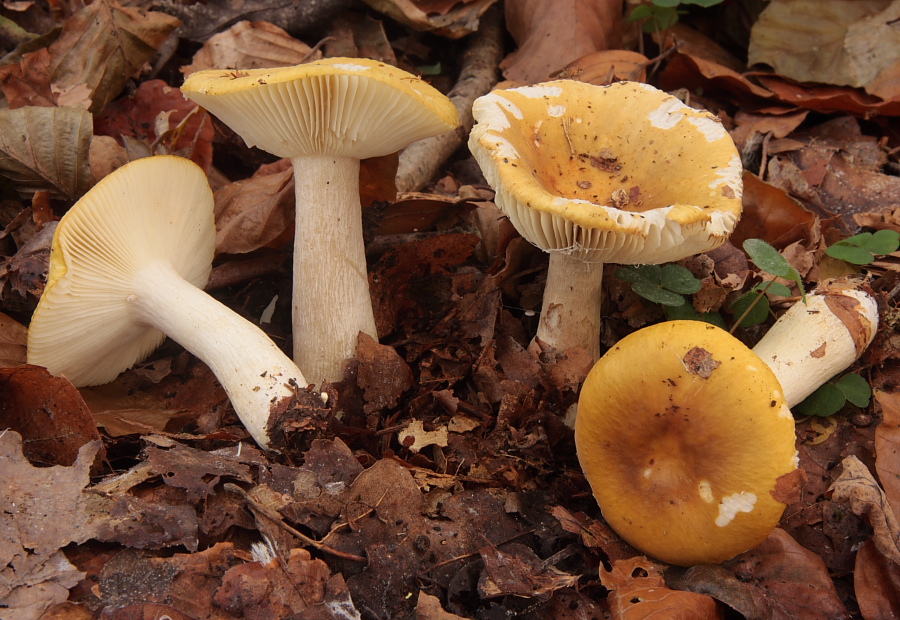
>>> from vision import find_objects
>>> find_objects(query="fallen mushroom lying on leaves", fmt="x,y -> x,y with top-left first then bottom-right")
181,58 -> 459,385
468,80 -> 743,360
574,280 -> 878,566
27,155 -> 311,451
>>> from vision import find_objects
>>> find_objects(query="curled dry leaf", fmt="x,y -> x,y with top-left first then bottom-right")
0,106 -> 92,200
359,0 -> 498,39
600,556 -> 720,619
0,311 -> 26,367
875,389 -> 900,516
501,0 -> 622,83
556,49 -> 649,85
181,20 -> 319,75
477,541 -> 578,600
830,455 -> 900,564
854,539 -> 900,619
214,166 -> 295,255
749,0 -> 900,97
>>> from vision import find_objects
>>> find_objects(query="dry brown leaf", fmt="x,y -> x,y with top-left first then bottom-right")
854,539 -> 900,619
0,365 -> 102,468
0,432 -> 99,618
748,0 -> 900,94
93,79 -> 215,172
731,172 -> 817,250
398,419 -> 448,453
557,49 -> 649,84
600,556 -> 721,619
501,0 -> 622,84
416,591 -> 468,620
214,166 -> 294,255
875,389 -> 900,517
477,541 -> 578,600
0,0 -> 180,113
181,20 -> 318,75
356,332 -> 414,414
669,529 -> 847,619
0,311 -> 26,367
830,454 -> 900,564
215,547 -> 334,618
0,106 -> 92,200
359,0 -> 497,38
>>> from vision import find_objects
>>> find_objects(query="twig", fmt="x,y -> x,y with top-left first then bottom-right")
394,5 -> 504,192
224,482 -> 367,563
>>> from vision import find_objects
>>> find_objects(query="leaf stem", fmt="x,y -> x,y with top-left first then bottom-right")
729,279 -> 777,335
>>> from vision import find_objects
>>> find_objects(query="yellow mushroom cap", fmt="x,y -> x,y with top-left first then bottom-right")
27,156 -> 215,386
468,81 -> 743,264
574,320 -> 798,566
181,57 -> 460,160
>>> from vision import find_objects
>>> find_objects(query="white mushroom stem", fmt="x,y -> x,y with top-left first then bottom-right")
129,260 -> 307,450
751,286 -> 878,408
291,155 -> 378,385
535,252 -> 604,360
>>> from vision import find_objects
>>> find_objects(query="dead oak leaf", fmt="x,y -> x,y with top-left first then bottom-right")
830,454 -> 900,564
0,0 -> 180,114
600,556 -> 720,619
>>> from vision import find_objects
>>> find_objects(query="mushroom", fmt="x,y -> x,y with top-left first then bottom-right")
181,58 -> 459,384
26,155 -> 308,451
574,281 -> 878,566
468,80 -> 742,360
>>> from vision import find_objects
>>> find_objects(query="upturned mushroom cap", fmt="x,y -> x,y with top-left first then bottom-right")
28,156 -> 214,386
574,320 -> 798,566
181,57 -> 460,160
468,80 -> 743,264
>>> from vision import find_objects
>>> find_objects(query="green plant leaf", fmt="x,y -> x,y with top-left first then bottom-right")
616,265 -> 660,286
660,264 -> 702,294
835,373 -> 871,407
627,5 -> 655,21
641,6 -> 679,31
728,291 -> 770,327
652,0 -> 682,7
664,298 -> 700,320
826,242 -> 875,265
632,282 -> 685,306
743,239 -> 792,278
865,229 -> 900,254
681,0 -> 725,6
761,281 -> 793,297
796,383 -> 847,417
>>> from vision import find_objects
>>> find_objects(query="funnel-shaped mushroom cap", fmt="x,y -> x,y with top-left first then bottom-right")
181,57 -> 460,160
575,320 -> 798,566
28,156 -> 215,386
469,81 -> 743,264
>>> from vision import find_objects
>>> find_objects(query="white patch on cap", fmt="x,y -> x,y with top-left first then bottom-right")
746,364 -> 758,372
716,492 -> 757,527
708,155 -> 743,197
698,480 -> 714,503
643,467 -> 653,479
688,115 -> 727,142
332,63 -> 370,71
487,136 -> 520,160
548,105 -> 566,117
514,84 -> 564,99
648,98 -> 688,129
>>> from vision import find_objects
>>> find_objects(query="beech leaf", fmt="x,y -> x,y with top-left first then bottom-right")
0,105 -> 93,199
